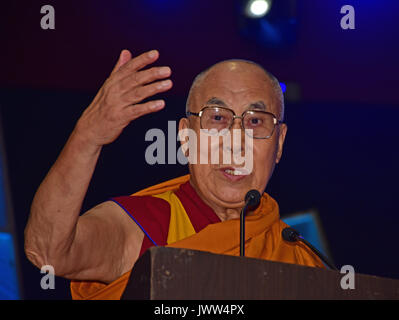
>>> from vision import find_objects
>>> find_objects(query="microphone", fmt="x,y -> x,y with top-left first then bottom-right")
240,190 -> 261,257
282,227 -> 338,271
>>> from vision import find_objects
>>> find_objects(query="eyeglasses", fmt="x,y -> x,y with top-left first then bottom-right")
186,105 -> 283,139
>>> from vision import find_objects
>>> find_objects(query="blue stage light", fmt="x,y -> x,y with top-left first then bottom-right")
280,82 -> 286,93
238,0 -> 298,49
245,0 -> 272,18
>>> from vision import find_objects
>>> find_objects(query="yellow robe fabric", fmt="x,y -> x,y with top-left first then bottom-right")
71,175 -> 324,299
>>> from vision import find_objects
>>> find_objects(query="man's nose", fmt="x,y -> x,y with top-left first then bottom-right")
230,117 -> 242,130
231,118 -> 246,138
227,118 -> 246,153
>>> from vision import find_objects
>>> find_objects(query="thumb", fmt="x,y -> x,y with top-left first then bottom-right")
110,49 -> 132,75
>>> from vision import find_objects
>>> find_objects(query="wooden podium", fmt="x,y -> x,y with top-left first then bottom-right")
121,247 -> 399,300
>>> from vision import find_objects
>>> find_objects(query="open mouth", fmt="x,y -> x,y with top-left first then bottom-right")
219,167 -> 250,181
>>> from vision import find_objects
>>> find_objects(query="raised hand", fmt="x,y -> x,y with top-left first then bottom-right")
75,49 -> 172,147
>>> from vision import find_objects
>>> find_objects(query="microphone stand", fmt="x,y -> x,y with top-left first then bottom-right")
240,203 -> 249,257
282,227 -> 338,271
240,190 -> 261,257
298,236 -> 338,271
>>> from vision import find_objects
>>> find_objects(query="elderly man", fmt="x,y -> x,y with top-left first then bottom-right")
24,49 -> 323,300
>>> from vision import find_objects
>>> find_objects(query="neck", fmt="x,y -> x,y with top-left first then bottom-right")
214,208 -> 241,221
188,179 -> 246,222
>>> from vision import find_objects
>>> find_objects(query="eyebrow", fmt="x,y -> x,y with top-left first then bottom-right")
205,97 -> 268,111
205,97 -> 228,107
248,101 -> 267,111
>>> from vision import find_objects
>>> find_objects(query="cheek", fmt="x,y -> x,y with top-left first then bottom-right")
190,163 -> 213,180
253,142 -> 278,175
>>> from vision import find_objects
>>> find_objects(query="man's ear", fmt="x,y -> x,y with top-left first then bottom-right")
275,123 -> 287,164
178,117 -> 189,138
178,118 -> 190,156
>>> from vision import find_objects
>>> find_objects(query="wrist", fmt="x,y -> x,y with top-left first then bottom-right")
68,127 -> 103,158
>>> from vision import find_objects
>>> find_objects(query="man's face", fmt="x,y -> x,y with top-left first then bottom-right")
179,61 -> 287,213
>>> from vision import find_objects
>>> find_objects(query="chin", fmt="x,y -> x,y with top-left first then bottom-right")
212,182 -> 250,206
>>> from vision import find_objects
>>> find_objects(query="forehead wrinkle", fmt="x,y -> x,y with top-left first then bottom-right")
212,97 -> 272,111
204,96 -> 271,114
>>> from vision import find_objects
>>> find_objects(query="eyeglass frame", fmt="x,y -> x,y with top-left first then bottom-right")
186,105 -> 284,139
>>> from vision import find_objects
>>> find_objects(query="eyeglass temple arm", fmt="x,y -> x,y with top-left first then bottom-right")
186,111 -> 200,117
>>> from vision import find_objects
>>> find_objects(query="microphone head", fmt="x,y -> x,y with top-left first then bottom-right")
245,190 -> 261,208
282,227 -> 300,242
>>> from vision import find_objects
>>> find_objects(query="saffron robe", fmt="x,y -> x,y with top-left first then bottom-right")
70,175 -> 324,299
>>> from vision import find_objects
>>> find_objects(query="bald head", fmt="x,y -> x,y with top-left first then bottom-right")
186,59 -> 285,121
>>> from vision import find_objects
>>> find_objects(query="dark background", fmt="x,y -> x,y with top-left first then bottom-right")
1,0 -> 398,299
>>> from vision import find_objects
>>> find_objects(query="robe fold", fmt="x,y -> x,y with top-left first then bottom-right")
71,174 -> 324,300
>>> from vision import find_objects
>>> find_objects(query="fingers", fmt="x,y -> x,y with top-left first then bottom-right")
125,100 -> 165,121
110,50 -> 132,75
122,79 -> 173,106
120,66 -> 171,89
113,50 -> 160,81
